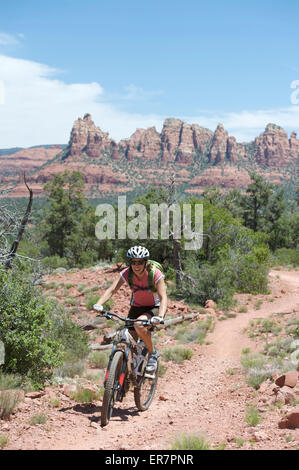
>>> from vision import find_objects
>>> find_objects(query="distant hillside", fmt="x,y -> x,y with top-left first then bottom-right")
0,148 -> 24,156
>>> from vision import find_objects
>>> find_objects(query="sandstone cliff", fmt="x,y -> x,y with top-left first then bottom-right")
254,123 -> 299,168
1,115 -> 298,198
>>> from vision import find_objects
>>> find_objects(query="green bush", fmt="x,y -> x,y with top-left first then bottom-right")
0,372 -> 24,391
171,433 -> 210,450
245,405 -> 260,426
88,351 -> 109,369
30,413 -> 47,425
70,386 -> 103,403
0,271 -> 63,385
86,295 -> 100,311
0,390 -> 23,419
42,255 -> 70,270
0,270 -> 89,386
0,434 -> 9,448
271,248 -> 299,267
175,317 -> 213,344
162,347 -> 193,363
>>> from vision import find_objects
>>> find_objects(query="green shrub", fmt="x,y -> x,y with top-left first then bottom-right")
86,295 -> 101,311
0,390 -> 23,419
0,434 -> 9,448
0,270 -> 89,386
171,433 -> 210,450
88,351 -> 109,369
175,317 -> 213,344
241,352 -> 280,389
70,386 -> 102,403
48,305 -> 90,363
42,255 -> 69,270
0,372 -> 24,391
103,299 -> 115,311
30,413 -> 47,425
0,271 -> 64,385
271,248 -> 299,267
245,405 -> 260,426
162,347 -> 193,363
54,360 -> 85,379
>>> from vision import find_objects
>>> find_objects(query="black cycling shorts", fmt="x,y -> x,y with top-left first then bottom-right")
128,305 -> 159,330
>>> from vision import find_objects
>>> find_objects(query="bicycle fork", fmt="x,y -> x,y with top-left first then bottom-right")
104,347 -> 130,402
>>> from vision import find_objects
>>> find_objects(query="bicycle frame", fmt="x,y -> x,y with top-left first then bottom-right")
102,313 -> 148,401
99,309 -> 163,425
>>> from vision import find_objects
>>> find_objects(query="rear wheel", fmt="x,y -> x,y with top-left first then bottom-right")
134,354 -> 159,411
101,351 -> 124,427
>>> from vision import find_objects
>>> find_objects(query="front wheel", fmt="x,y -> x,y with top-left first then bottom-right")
134,355 -> 159,411
101,350 -> 124,427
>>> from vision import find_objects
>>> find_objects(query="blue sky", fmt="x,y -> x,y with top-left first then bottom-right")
1,0 -> 299,147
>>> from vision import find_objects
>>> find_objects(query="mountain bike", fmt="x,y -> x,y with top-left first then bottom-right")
96,310 -> 163,427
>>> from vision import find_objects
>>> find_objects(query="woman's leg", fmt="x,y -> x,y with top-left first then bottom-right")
133,313 -> 154,354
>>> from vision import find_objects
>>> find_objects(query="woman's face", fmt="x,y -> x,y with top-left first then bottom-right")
130,258 -> 146,276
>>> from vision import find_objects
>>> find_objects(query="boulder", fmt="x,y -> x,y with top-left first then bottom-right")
25,391 -> 45,399
275,370 -> 298,388
276,386 -> 296,405
278,407 -> 299,429
62,384 -> 77,398
205,300 -> 216,309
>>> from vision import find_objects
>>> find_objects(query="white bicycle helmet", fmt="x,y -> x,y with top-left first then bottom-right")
127,246 -> 150,259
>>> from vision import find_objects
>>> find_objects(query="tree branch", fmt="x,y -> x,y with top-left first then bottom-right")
4,173 -> 33,270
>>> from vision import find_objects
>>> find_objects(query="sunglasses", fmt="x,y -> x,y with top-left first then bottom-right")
130,260 -> 146,266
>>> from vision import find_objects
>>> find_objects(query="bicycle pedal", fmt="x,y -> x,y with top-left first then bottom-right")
144,372 -> 155,379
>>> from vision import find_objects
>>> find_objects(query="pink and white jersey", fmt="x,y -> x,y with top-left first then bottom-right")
120,267 -> 164,307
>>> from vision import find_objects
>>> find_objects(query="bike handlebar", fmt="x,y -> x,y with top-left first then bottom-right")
96,309 -> 164,326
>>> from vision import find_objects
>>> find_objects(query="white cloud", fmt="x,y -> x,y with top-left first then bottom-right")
0,54 -> 164,147
123,84 -> 164,101
193,106 -> 299,142
0,53 -> 299,148
0,33 -> 20,46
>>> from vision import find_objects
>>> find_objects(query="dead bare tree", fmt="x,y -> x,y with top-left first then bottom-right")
164,175 -> 183,290
0,173 -> 33,270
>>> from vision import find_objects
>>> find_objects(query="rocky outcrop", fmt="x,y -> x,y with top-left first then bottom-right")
67,115 -> 299,169
208,125 -> 244,164
160,118 -> 182,162
68,113 -> 112,159
209,124 -> 228,164
278,408 -> 299,429
123,127 -> 162,161
254,123 -> 299,167
1,115 -> 298,198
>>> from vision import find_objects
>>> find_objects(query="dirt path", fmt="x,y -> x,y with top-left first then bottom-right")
4,269 -> 299,450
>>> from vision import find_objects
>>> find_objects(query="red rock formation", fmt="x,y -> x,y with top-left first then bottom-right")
175,123 -> 194,164
289,131 -> 299,158
254,123 -> 299,167
161,118 -> 183,162
209,124 -> 228,164
1,114 -> 298,199
126,127 -> 162,160
68,113 -> 112,159
192,124 -> 213,154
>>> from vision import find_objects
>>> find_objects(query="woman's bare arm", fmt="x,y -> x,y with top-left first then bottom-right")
94,275 -> 125,308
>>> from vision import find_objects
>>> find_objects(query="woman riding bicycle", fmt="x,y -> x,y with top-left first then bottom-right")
94,246 -> 167,374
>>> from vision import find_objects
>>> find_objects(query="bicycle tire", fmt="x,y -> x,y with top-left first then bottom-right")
134,355 -> 159,411
101,350 -> 124,427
